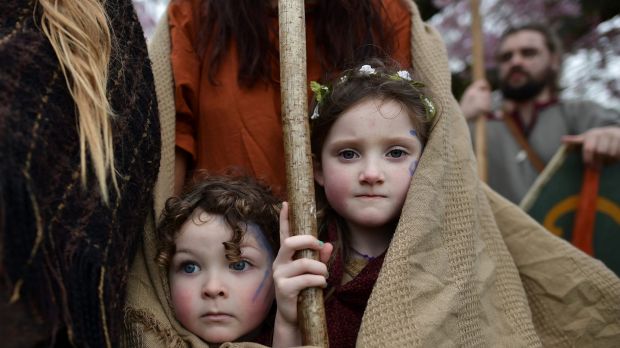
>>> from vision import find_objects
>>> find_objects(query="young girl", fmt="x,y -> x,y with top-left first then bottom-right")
156,174 -> 281,345
272,61 -> 436,347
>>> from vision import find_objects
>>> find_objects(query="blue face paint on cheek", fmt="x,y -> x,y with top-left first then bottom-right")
409,160 -> 418,177
252,270 -> 271,303
408,129 -> 420,176
248,224 -> 275,302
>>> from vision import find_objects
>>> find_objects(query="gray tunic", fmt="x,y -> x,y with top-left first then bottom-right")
473,100 -> 620,204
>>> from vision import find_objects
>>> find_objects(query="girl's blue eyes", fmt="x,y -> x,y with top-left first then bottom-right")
229,260 -> 249,271
338,149 -> 408,159
387,149 -> 406,158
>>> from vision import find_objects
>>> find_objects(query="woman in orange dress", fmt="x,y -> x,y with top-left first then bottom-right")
168,0 -> 413,196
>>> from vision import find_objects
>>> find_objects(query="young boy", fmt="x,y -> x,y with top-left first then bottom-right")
156,174 -> 281,345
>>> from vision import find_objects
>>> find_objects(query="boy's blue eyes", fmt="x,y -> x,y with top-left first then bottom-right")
180,261 -> 250,273
183,263 -> 199,274
229,260 -> 249,271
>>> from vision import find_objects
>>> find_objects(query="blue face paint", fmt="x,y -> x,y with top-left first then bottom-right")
409,160 -> 418,177
408,129 -> 420,176
246,224 -> 274,302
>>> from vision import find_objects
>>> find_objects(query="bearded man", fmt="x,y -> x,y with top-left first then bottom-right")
459,23 -> 620,204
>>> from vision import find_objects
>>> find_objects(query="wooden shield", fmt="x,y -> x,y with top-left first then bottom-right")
520,144 -> 620,276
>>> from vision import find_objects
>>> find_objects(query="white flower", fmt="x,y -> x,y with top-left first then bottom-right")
397,70 -> 412,81
311,105 -> 320,120
339,75 -> 348,84
422,96 -> 436,118
359,65 -> 376,75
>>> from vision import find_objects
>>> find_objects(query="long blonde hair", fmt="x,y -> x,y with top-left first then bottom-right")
39,0 -> 118,203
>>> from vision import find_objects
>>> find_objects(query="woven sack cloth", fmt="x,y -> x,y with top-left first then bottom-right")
123,1 -> 620,346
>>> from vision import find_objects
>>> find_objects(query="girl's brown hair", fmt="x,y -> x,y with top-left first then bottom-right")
156,173 -> 281,269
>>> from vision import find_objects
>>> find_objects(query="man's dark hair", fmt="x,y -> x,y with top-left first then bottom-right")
498,23 -> 563,95
499,23 -> 562,56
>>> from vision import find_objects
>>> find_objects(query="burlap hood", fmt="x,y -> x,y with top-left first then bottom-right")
123,1 -> 620,346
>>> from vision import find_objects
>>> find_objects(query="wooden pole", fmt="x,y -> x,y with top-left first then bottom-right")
277,0 -> 329,346
470,0 -> 488,182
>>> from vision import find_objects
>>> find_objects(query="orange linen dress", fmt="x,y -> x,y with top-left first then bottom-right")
169,0 -> 411,195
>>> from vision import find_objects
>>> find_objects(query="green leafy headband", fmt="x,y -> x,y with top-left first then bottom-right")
310,64 -> 437,121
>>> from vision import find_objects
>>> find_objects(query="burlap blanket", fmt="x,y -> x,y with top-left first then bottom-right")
123,1 -> 620,346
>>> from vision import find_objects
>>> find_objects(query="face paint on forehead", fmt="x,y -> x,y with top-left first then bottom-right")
246,223 -> 274,260
410,129 -> 417,137
245,223 -> 274,302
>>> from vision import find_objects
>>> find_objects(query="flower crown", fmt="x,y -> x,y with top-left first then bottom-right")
310,64 -> 437,121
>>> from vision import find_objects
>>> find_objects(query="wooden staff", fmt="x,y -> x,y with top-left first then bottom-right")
470,0 -> 488,182
277,0 -> 329,346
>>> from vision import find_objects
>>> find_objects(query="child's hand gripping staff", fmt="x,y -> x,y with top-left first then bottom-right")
273,203 -> 333,348
277,0 -> 329,346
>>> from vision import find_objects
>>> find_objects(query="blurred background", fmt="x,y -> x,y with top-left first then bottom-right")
132,0 -> 620,109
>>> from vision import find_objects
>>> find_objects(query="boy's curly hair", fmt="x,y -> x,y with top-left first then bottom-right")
156,173 -> 281,270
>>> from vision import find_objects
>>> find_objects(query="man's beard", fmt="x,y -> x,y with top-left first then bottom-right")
500,66 -> 554,102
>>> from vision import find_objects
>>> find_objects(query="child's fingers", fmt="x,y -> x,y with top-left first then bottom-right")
275,274 -> 328,296
288,257 -> 327,277
274,257 -> 329,280
279,201 -> 290,245
274,234 -> 325,265
282,234 -> 325,252
318,242 -> 333,264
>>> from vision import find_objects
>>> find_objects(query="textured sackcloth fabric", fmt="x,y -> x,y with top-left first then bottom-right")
123,0 -> 620,347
